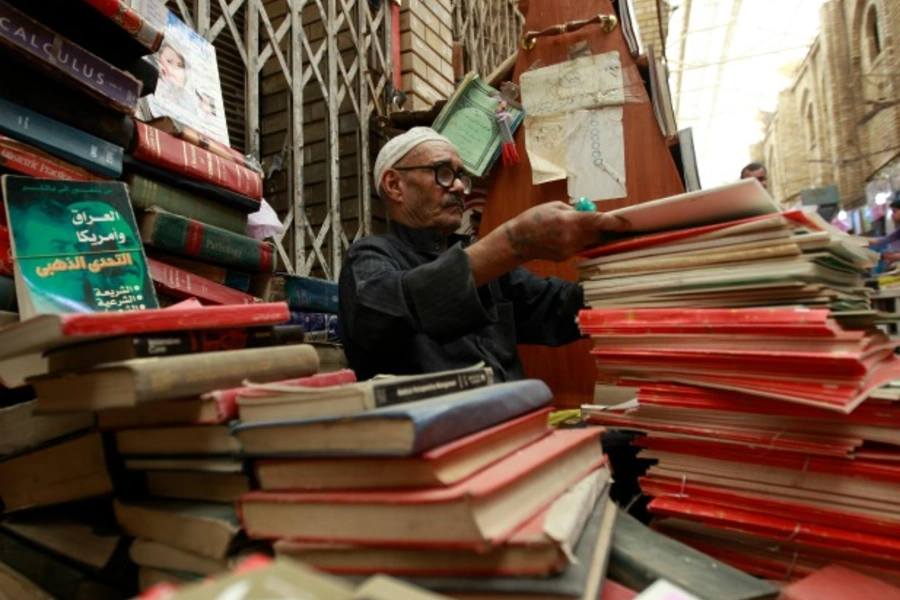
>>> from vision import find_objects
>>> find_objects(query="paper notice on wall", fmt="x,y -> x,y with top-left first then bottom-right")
524,113 -> 568,184
565,108 -> 626,201
519,51 -> 627,197
520,51 -> 625,117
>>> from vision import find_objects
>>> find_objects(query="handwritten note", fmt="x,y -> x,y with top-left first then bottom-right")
565,108 -> 626,201
519,52 -> 628,197
524,113 -> 568,184
520,51 -> 625,117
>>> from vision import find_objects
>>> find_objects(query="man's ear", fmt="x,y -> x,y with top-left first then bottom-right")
381,169 -> 405,204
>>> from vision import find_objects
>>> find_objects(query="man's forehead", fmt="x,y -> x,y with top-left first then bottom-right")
414,140 -> 461,162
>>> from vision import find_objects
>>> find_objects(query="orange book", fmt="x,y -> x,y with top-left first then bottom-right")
274,468 -> 611,576
238,428 -> 606,550
254,408 -> 553,490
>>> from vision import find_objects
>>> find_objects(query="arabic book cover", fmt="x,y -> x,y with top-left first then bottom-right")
2,175 -> 159,318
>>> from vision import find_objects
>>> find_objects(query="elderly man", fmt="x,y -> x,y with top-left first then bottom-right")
338,127 -> 629,381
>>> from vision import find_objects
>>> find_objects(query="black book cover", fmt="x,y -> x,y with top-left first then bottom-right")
0,60 -> 135,149
608,510 -> 778,600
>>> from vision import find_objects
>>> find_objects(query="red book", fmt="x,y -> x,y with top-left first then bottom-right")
649,497 -> 900,560
147,116 -> 262,174
132,121 -> 263,200
0,222 -> 11,276
578,307 -> 832,327
148,257 -> 259,306
0,301 -> 290,360
254,408 -> 552,490
780,565 -> 900,600
205,369 -> 357,408
0,134 -> 105,184
81,0 -> 164,52
641,476 -> 900,539
238,428 -> 607,549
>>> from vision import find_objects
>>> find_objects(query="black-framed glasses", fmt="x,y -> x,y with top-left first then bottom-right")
392,161 -> 473,195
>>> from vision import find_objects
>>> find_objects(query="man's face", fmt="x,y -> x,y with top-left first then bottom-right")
392,141 -> 467,234
742,167 -> 768,190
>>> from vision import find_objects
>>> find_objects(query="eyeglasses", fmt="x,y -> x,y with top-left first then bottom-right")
392,161 -> 473,195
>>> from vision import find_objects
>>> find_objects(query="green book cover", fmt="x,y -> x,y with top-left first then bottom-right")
127,173 -> 247,235
139,210 -> 276,273
432,72 -> 524,177
2,175 -> 159,318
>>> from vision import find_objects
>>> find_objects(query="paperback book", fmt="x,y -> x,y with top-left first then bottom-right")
2,176 -> 158,318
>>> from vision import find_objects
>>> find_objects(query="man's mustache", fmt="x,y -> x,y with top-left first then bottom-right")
442,194 -> 464,209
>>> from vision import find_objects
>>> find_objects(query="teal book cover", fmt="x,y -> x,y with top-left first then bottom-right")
432,72 -> 524,178
2,175 -> 159,318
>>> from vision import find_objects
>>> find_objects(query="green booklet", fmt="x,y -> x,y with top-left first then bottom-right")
2,175 -> 159,318
432,72 -> 525,177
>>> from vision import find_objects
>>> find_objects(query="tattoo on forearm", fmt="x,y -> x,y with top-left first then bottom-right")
504,209 -> 564,260
504,223 -> 528,259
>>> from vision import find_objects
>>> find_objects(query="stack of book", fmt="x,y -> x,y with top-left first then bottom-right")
224,366 -> 616,600
576,181 -> 900,586
0,0 -> 274,311
0,302 -> 312,594
579,180 -> 877,312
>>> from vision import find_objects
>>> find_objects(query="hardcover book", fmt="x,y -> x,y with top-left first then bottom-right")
147,257 -> 259,306
147,250 -> 253,292
0,97 -> 124,178
232,378 -> 554,456
126,173 -> 248,234
139,210 -> 275,273
147,116 -> 261,174
123,154 -> 261,214
272,468 -> 609,576
113,498 -> 242,560
45,324 -> 305,372
0,433 -> 113,511
431,72 -> 524,177
31,344 -> 320,412
608,510 -> 779,600
2,176 -> 159,319
131,121 -> 261,200
237,428 -> 607,548
0,0 -> 142,114
281,274 -> 339,313
254,408 -> 552,490
0,301 -> 291,361
400,489 -> 618,600
0,134 -> 105,182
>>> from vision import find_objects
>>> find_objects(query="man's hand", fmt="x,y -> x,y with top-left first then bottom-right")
466,201 -> 631,287
501,201 -> 630,262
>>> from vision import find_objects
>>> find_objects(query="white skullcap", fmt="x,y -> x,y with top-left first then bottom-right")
373,127 -> 453,190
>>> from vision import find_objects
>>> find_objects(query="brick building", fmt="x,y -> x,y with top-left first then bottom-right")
759,0 -> 900,214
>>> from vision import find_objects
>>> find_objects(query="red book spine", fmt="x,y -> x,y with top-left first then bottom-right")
132,121 -> 263,200
147,257 -> 259,306
0,134 -> 104,184
80,0 -> 164,52
0,223 -> 11,277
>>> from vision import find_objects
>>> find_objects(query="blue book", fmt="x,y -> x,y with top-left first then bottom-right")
0,97 -> 123,178
288,311 -> 339,342
282,275 -> 339,313
232,379 -> 552,457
